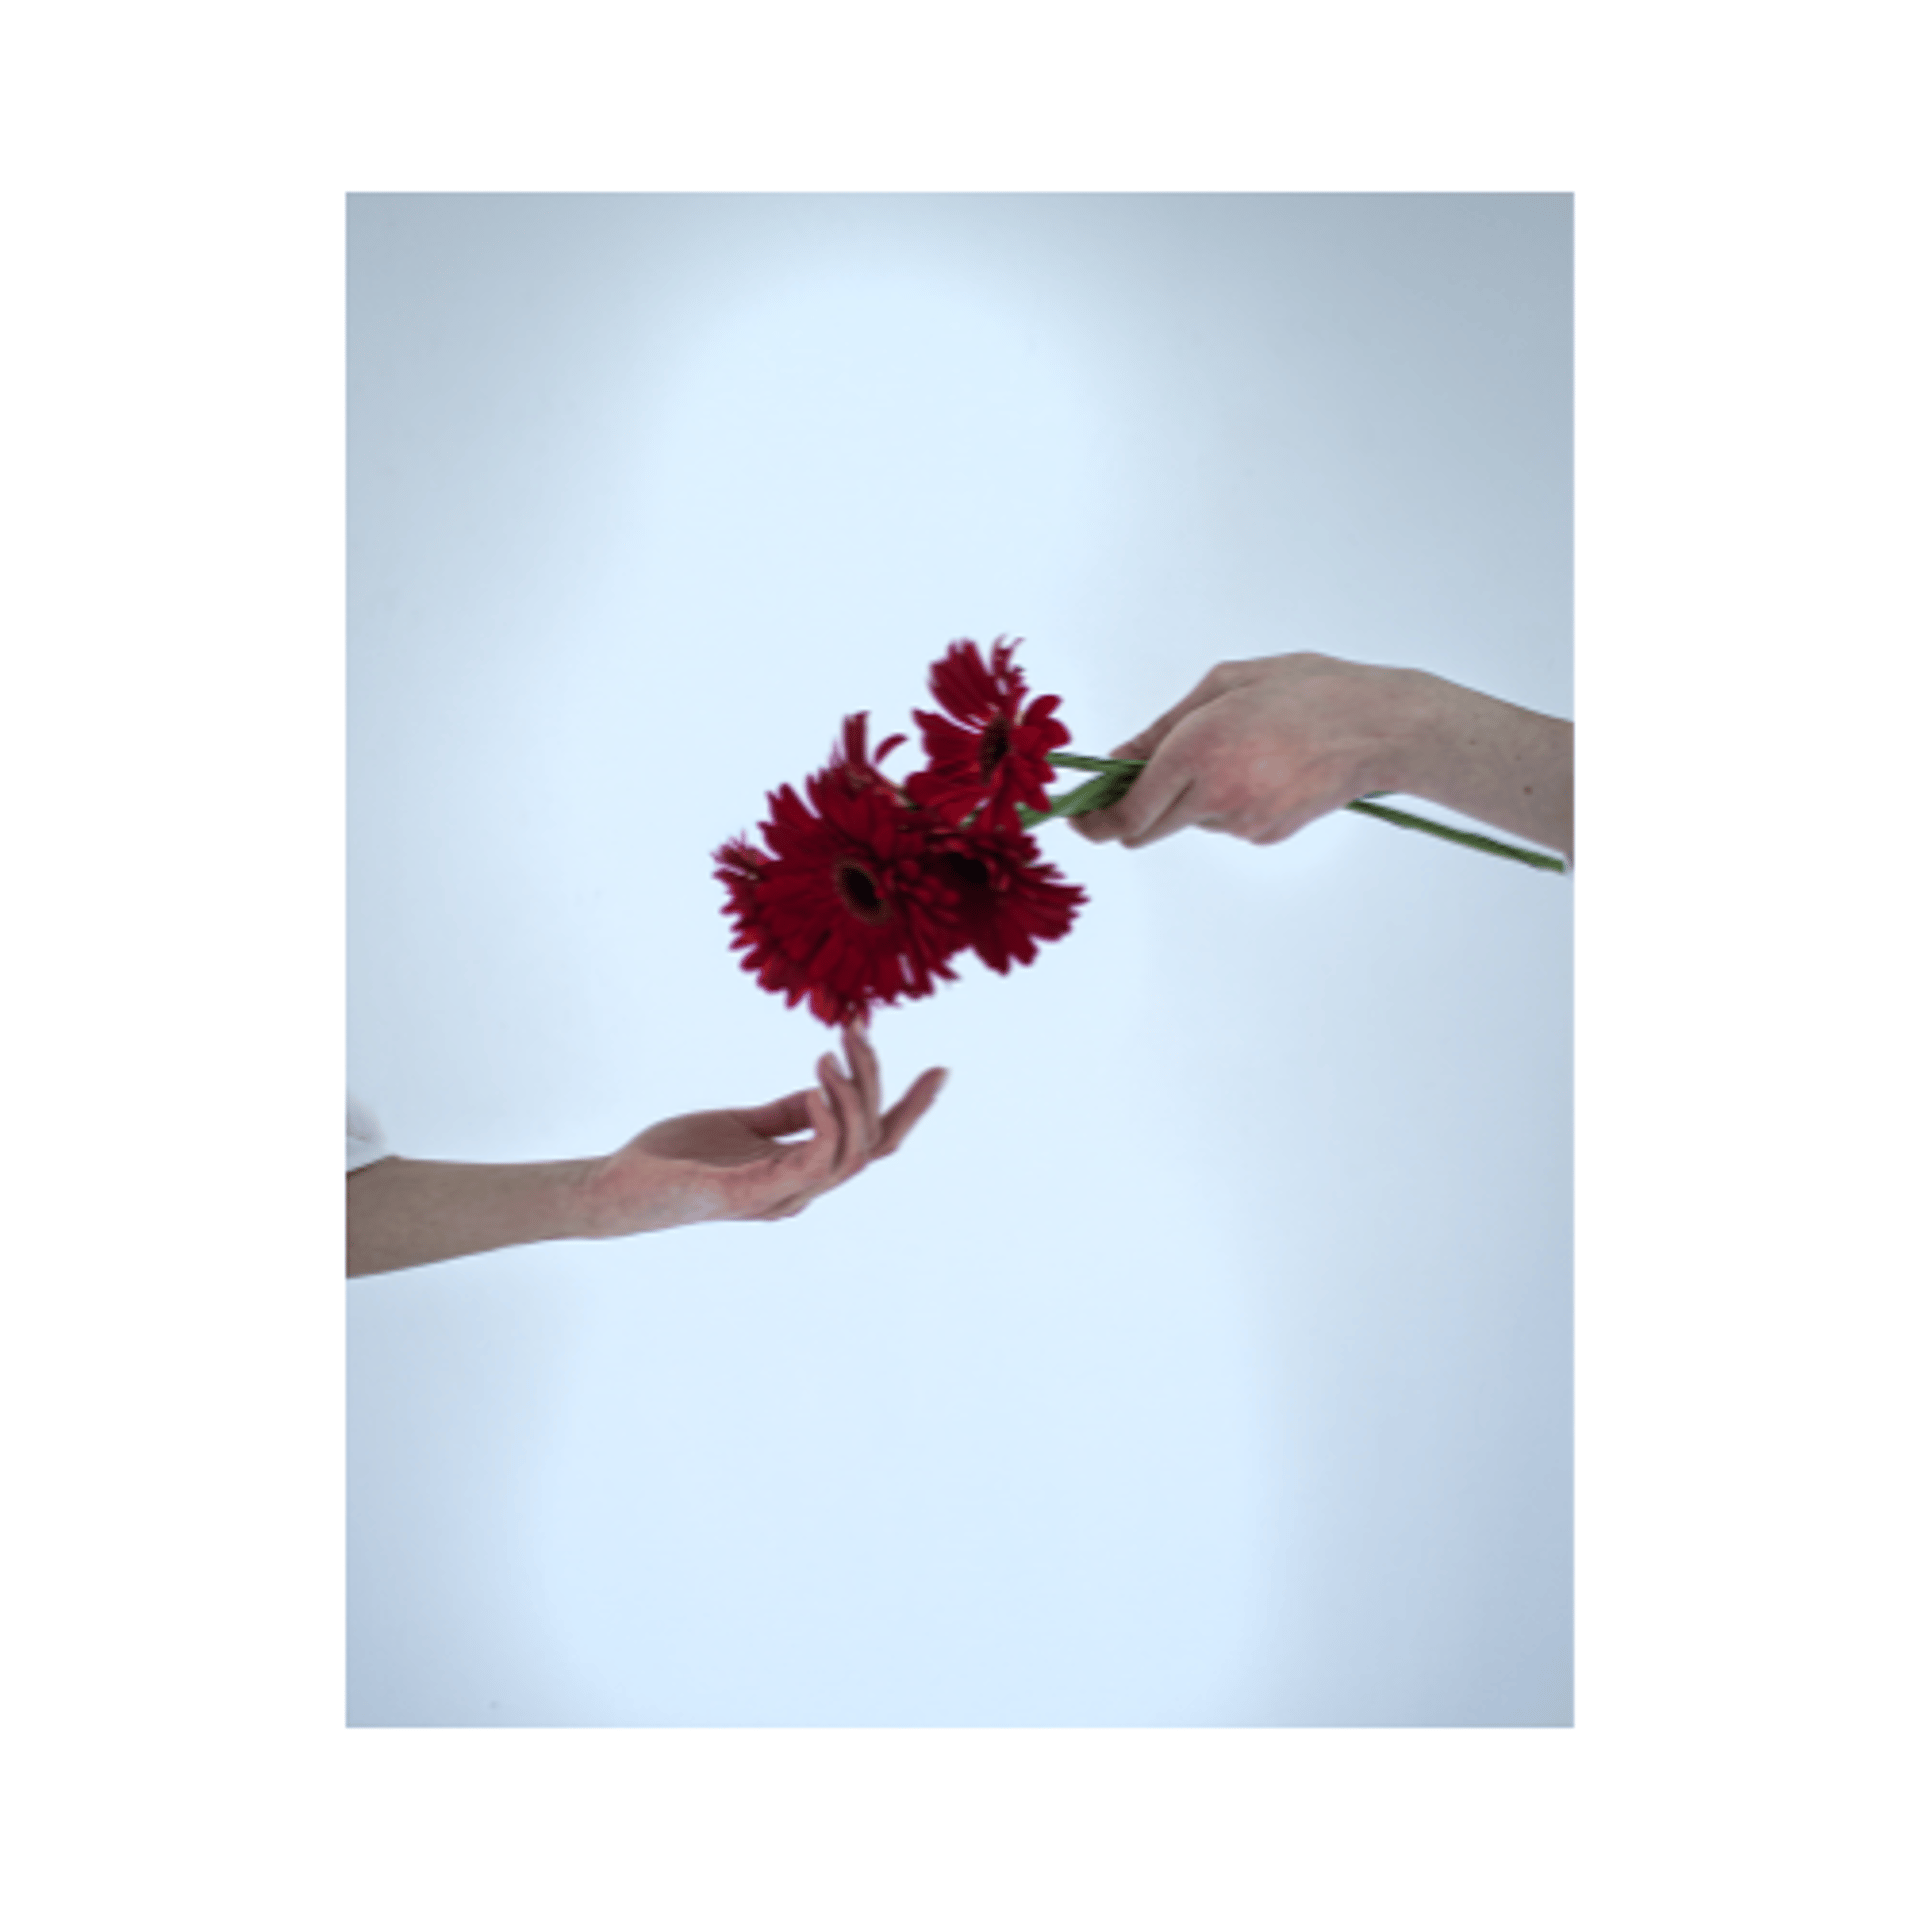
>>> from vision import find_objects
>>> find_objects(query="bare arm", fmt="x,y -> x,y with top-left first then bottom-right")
347,1024 -> 945,1278
1386,670 -> 1572,862
347,1155 -> 602,1278
1071,654 -> 1572,862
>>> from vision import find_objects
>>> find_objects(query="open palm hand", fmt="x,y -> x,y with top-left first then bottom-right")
584,1022 -> 946,1233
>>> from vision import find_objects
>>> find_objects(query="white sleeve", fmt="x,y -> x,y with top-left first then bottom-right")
347,1091 -> 394,1173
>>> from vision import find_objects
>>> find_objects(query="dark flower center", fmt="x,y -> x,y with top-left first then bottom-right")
835,858 -> 889,924
978,716 -> 1012,779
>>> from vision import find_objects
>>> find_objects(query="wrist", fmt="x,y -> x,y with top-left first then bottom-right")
568,1156 -> 622,1239
1363,665 -> 1453,797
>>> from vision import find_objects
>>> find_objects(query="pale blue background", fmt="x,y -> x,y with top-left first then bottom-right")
347,193 -> 1571,1726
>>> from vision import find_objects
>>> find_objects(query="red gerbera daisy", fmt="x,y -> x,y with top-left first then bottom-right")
716,716 -> 965,1027
904,636 -> 1072,834
824,708 -> 909,800
933,826 -> 1087,976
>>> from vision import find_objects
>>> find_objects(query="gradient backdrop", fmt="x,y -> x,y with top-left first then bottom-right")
347,193 -> 1572,1726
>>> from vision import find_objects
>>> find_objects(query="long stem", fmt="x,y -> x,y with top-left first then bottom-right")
1045,752 -> 1138,774
1342,797 -> 1566,873
1023,755 -> 1567,874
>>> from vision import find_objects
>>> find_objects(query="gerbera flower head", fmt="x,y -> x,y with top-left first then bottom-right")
933,825 -> 1087,977
904,636 -> 1072,834
823,709 -> 909,800
715,719 -> 965,1027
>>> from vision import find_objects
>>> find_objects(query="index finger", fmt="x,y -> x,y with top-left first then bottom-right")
843,1019 -> 883,1139
1072,674 -> 1237,845
1115,773 -> 1210,847
1106,662 -> 1252,767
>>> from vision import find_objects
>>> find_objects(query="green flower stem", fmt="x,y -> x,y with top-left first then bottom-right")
1044,752 -> 1140,774
1022,755 -> 1567,874
1343,798 -> 1566,872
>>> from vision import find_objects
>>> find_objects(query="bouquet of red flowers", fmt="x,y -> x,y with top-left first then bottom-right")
716,637 -> 1134,1028
718,635 -> 1560,1027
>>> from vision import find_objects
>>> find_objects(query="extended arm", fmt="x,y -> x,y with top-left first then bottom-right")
1072,654 -> 1572,863
347,1024 -> 945,1278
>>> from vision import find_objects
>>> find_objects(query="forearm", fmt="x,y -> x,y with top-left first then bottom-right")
346,1155 -> 606,1278
1385,670 -> 1574,861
